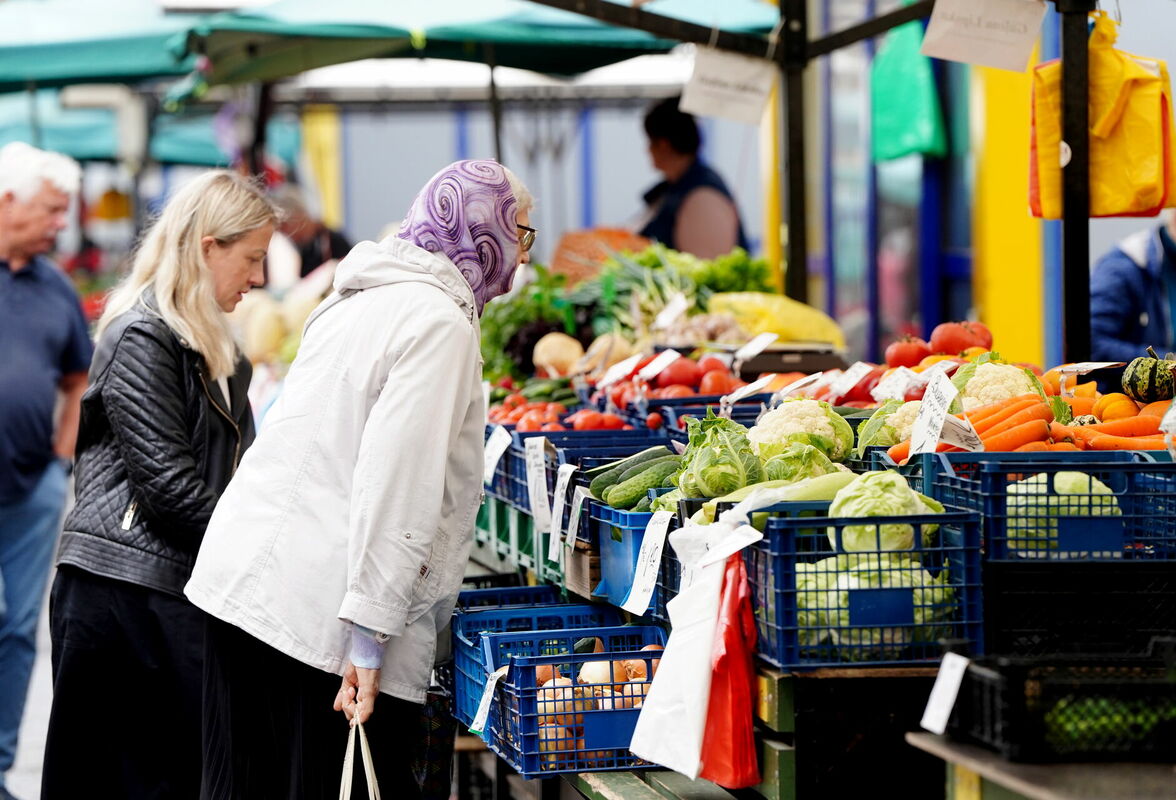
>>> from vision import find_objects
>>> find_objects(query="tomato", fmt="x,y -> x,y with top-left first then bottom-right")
884,336 -> 932,368
547,402 -> 568,415
903,384 -> 926,402
540,422 -> 566,432
572,411 -> 604,431
502,392 -> 527,410
542,407 -> 561,424
844,366 -> 886,402
646,412 -> 664,430
677,414 -> 695,430
698,369 -> 734,396
494,376 -> 516,390
505,407 -> 528,424
515,409 -> 547,432
965,321 -> 993,350
656,356 -> 704,389
929,322 -> 984,355
698,355 -> 730,373
659,385 -> 695,399
608,381 -> 630,410
598,413 -> 626,430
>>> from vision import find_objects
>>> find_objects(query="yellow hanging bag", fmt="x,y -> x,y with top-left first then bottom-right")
1030,10 -> 1176,218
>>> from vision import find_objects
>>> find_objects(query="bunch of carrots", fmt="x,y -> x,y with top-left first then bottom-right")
886,393 -> 1172,465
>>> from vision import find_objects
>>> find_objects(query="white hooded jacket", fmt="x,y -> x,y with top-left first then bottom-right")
186,236 -> 484,703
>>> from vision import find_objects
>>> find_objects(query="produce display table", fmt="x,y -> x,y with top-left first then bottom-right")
562,770 -> 734,800
906,733 -> 1176,800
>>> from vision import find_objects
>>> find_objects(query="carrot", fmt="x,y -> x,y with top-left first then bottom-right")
1139,400 -> 1173,418
1048,422 -> 1075,443
1084,434 -> 1170,451
1047,441 -> 1083,451
1083,416 -> 1162,437
959,394 -> 1044,426
982,419 -> 1051,451
972,398 -> 1046,436
1061,396 -> 1097,417
991,402 -> 1054,433
1014,441 -> 1051,452
886,439 -> 953,465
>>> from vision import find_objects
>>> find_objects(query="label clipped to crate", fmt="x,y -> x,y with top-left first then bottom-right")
722,373 -> 776,407
939,414 -> 984,452
469,665 -> 510,736
910,371 -> 960,456
525,437 -> 552,533
598,353 -> 643,389
773,370 -> 825,402
621,509 -> 675,615
566,486 -> 591,548
547,464 -> 578,561
920,652 -> 971,735
483,425 -> 512,485
871,366 -> 921,402
652,293 -> 690,331
1057,361 -> 1125,397
827,361 -> 874,403
637,348 -> 681,382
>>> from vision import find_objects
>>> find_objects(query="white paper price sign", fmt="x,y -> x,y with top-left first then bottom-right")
871,367 -> 921,402
920,653 -> 971,735
910,371 -> 960,456
525,437 -> 552,534
827,361 -> 874,403
652,293 -> 690,330
637,349 -> 681,382
720,373 -> 777,417
921,0 -> 1047,73
566,486 -> 591,545
680,47 -> 777,125
598,353 -> 643,389
469,665 -> 509,735
1056,361 -> 1125,397
483,426 -> 512,485
775,371 -> 825,401
621,509 -> 674,615
733,333 -> 778,365
547,464 -> 578,561
940,415 -> 985,452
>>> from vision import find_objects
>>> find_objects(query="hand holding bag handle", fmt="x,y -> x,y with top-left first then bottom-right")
338,718 -> 382,800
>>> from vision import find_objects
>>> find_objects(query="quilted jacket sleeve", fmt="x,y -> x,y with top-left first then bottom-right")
101,321 -> 219,539
1091,251 -> 1149,363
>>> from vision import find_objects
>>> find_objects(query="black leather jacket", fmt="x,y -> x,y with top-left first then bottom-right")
58,298 -> 255,597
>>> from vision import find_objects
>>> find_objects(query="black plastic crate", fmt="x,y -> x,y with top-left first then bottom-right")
948,648 -> 1176,762
984,560 -> 1176,658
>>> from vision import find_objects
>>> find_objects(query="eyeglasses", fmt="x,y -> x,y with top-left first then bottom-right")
518,224 -> 537,252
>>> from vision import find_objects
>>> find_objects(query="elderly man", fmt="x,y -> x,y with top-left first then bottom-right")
0,143 -> 89,800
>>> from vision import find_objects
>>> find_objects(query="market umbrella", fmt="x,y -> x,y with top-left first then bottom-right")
0,0 -> 196,93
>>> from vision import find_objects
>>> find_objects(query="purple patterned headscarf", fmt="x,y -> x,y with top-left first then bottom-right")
397,160 -> 520,314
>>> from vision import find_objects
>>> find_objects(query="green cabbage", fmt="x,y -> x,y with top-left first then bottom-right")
827,471 -> 943,552
676,410 -> 763,499
651,488 -> 685,514
762,442 -> 840,482
1006,472 -> 1121,555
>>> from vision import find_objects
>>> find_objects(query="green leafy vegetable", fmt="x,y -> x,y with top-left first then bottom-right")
827,471 -> 943,552
676,410 -> 763,498
762,442 -> 841,482
1006,472 -> 1121,554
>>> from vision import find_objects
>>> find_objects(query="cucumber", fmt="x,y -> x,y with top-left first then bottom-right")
616,455 -> 680,484
583,446 -> 669,479
607,461 -> 682,509
632,495 -> 653,512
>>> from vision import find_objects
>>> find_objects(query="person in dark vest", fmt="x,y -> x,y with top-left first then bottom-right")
638,96 -> 749,259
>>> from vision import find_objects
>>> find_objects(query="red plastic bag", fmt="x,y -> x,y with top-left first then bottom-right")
698,553 -> 760,789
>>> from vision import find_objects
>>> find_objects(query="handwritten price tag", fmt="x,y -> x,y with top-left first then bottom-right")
910,371 -> 959,456
621,509 -> 674,615
940,414 -> 984,452
547,464 -> 577,561
637,349 -> 681,382
524,437 -> 552,533
483,426 -> 512,485
598,353 -> 643,389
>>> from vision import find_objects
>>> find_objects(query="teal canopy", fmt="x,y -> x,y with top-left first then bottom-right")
0,91 -> 299,167
0,0 -> 195,93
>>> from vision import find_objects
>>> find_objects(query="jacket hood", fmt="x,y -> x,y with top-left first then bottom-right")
1117,227 -> 1165,280
308,237 -> 477,329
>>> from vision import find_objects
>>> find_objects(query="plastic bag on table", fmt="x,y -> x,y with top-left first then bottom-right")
698,552 -> 760,789
708,292 -> 845,349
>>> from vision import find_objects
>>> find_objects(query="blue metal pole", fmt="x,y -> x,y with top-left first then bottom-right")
821,0 -> 836,318
1041,5 -> 1064,367
578,105 -> 595,229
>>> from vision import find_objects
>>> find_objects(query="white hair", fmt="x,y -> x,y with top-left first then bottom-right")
0,142 -> 81,202
501,165 -> 534,214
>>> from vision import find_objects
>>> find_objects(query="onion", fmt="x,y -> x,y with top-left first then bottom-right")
537,678 -> 575,725
641,644 -> 664,677
617,680 -> 650,709
538,725 -> 573,769
593,686 -> 618,711
577,659 -> 624,687
621,658 -> 647,681
535,664 -> 560,686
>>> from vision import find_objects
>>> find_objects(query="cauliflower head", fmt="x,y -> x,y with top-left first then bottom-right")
855,400 -> 922,456
749,398 -> 855,462
957,362 -> 1040,411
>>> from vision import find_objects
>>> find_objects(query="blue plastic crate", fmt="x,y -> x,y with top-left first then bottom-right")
457,585 -> 560,611
481,625 -> 667,778
660,403 -> 762,433
453,604 -> 621,727
924,452 -> 1176,561
745,502 -> 984,669
589,504 -> 680,613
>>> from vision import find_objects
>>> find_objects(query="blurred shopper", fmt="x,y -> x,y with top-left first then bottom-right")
271,183 -> 352,279
638,95 -> 749,259
41,171 -> 275,799
0,143 -> 86,800
1091,210 -> 1176,360
187,160 -> 534,799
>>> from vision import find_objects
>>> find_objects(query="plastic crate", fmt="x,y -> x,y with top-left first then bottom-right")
925,452 -> 1176,561
461,572 -> 525,591
652,545 -> 682,624
844,445 -> 888,474
660,403 -> 762,433
482,625 -> 668,778
452,604 -> 621,727
745,502 -> 984,669
589,504 -> 680,612
948,648 -> 1176,762
457,584 -> 559,611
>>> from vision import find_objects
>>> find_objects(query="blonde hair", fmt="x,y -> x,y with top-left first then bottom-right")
99,171 -> 279,380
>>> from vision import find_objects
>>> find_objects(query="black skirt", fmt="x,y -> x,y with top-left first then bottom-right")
200,616 -> 423,800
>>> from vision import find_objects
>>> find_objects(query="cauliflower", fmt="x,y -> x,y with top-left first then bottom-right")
855,400 -> 922,456
889,401 -> 922,441
748,398 -> 855,462
955,362 -> 1040,411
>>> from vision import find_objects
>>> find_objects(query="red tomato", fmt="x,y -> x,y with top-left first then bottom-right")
572,411 -> 604,431
608,381 -> 631,410
547,402 -> 568,415
966,321 -> 994,350
698,369 -> 734,396
515,410 -> 546,432
505,407 -> 528,424
903,384 -> 926,402
929,322 -> 984,355
542,407 -> 561,423
494,376 -> 516,390
598,413 -> 626,430
844,366 -> 886,403
697,355 -> 730,374
884,336 -> 933,368
655,357 -> 704,389
658,385 -> 695,399
502,392 -> 527,410
646,412 -> 664,430
540,422 -> 566,432
677,414 -> 695,430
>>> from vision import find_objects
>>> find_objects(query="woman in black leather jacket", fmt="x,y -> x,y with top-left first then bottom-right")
41,171 -> 277,799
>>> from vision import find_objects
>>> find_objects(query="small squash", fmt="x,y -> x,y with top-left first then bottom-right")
1121,347 -> 1176,403
1093,392 -> 1140,422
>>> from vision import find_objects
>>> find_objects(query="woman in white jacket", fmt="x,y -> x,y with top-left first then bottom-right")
186,160 -> 535,799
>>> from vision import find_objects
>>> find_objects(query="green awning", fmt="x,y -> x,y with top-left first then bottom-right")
0,0 -> 195,92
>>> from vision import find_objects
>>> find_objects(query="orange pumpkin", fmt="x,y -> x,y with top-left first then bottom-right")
1093,392 -> 1141,421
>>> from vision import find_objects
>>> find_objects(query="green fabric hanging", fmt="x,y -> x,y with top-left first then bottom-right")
870,19 -> 948,162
